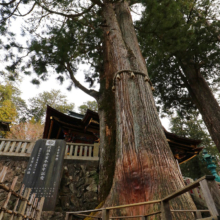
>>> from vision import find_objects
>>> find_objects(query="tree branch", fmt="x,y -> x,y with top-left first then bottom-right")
0,0 -> 16,6
65,62 -> 99,99
2,0 -> 22,21
38,3 -> 95,19
14,2 -> 36,17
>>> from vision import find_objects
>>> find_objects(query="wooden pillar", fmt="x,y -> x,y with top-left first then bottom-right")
199,178 -> 220,216
65,213 -> 70,220
93,143 -> 99,157
102,209 -> 109,220
193,211 -> 202,219
161,201 -> 172,220
47,117 -> 54,139
56,127 -> 62,139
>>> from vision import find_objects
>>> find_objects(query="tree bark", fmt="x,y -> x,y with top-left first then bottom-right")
97,31 -> 117,202
100,1 -> 196,219
180,62 -> 220,152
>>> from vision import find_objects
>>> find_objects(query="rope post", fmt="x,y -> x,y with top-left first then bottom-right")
199,177 -> 220,216
161,201 -> 172,220
102,209 -> 109,220
65,213 -> 70,220
193,211 -> 202,219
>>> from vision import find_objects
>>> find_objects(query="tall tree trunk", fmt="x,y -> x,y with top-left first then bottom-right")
100,1 -> 196,219
180,62 -> 220,152
97,32 -> 117,203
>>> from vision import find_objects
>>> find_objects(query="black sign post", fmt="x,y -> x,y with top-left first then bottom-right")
22,139 -> 66,211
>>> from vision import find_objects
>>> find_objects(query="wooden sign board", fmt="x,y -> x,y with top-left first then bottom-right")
22,139 -> 66,211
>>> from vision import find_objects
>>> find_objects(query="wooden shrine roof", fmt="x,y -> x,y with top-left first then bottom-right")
43,106 -> 202,164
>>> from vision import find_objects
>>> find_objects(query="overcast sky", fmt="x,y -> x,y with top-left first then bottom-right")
0,5 -> 171,130
17,68 -> 170,129
19,64 -> 97,110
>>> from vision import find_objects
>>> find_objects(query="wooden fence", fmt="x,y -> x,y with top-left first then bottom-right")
184,177 -> 220,203
65,142 -> 99,161
66,175 -> 220,220
0,138 -> 99,161
0,166 -> 44,220
0,139 -> 34,157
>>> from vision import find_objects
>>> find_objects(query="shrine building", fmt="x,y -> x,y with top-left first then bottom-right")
43,105 -> 203,164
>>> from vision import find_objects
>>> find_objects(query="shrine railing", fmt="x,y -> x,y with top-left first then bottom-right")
65,142 -> 99,161
0,138 -> 99,161
65,175 -> 220,220
0,138 -> 34,157
184,177 -> 220,202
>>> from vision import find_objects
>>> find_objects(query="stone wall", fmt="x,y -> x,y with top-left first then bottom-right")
0,156 -> 99,220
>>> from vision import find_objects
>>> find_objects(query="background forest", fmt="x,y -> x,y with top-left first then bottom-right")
0,76 -> 98,140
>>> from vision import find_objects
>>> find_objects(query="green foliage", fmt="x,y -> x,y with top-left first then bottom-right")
0,81 -> 26,122
0,72 -> 28,122
78,100 -> 98,114
137,0 -> 220,117
2,0 -> 219,120
28,89 -> 75,122
0,99 -> 17,122
1,1 -> 103,90
0,73 -> 75,123
170,111 -> 220,179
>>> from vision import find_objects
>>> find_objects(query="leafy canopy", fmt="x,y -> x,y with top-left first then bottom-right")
136,0 -> 220,117
78,100 -> 98,114
0,73 -> 75,123
28,89 -> 75,122
0,82 -> 21,122
0,0 -> 103,93
0,0 -> 220,118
